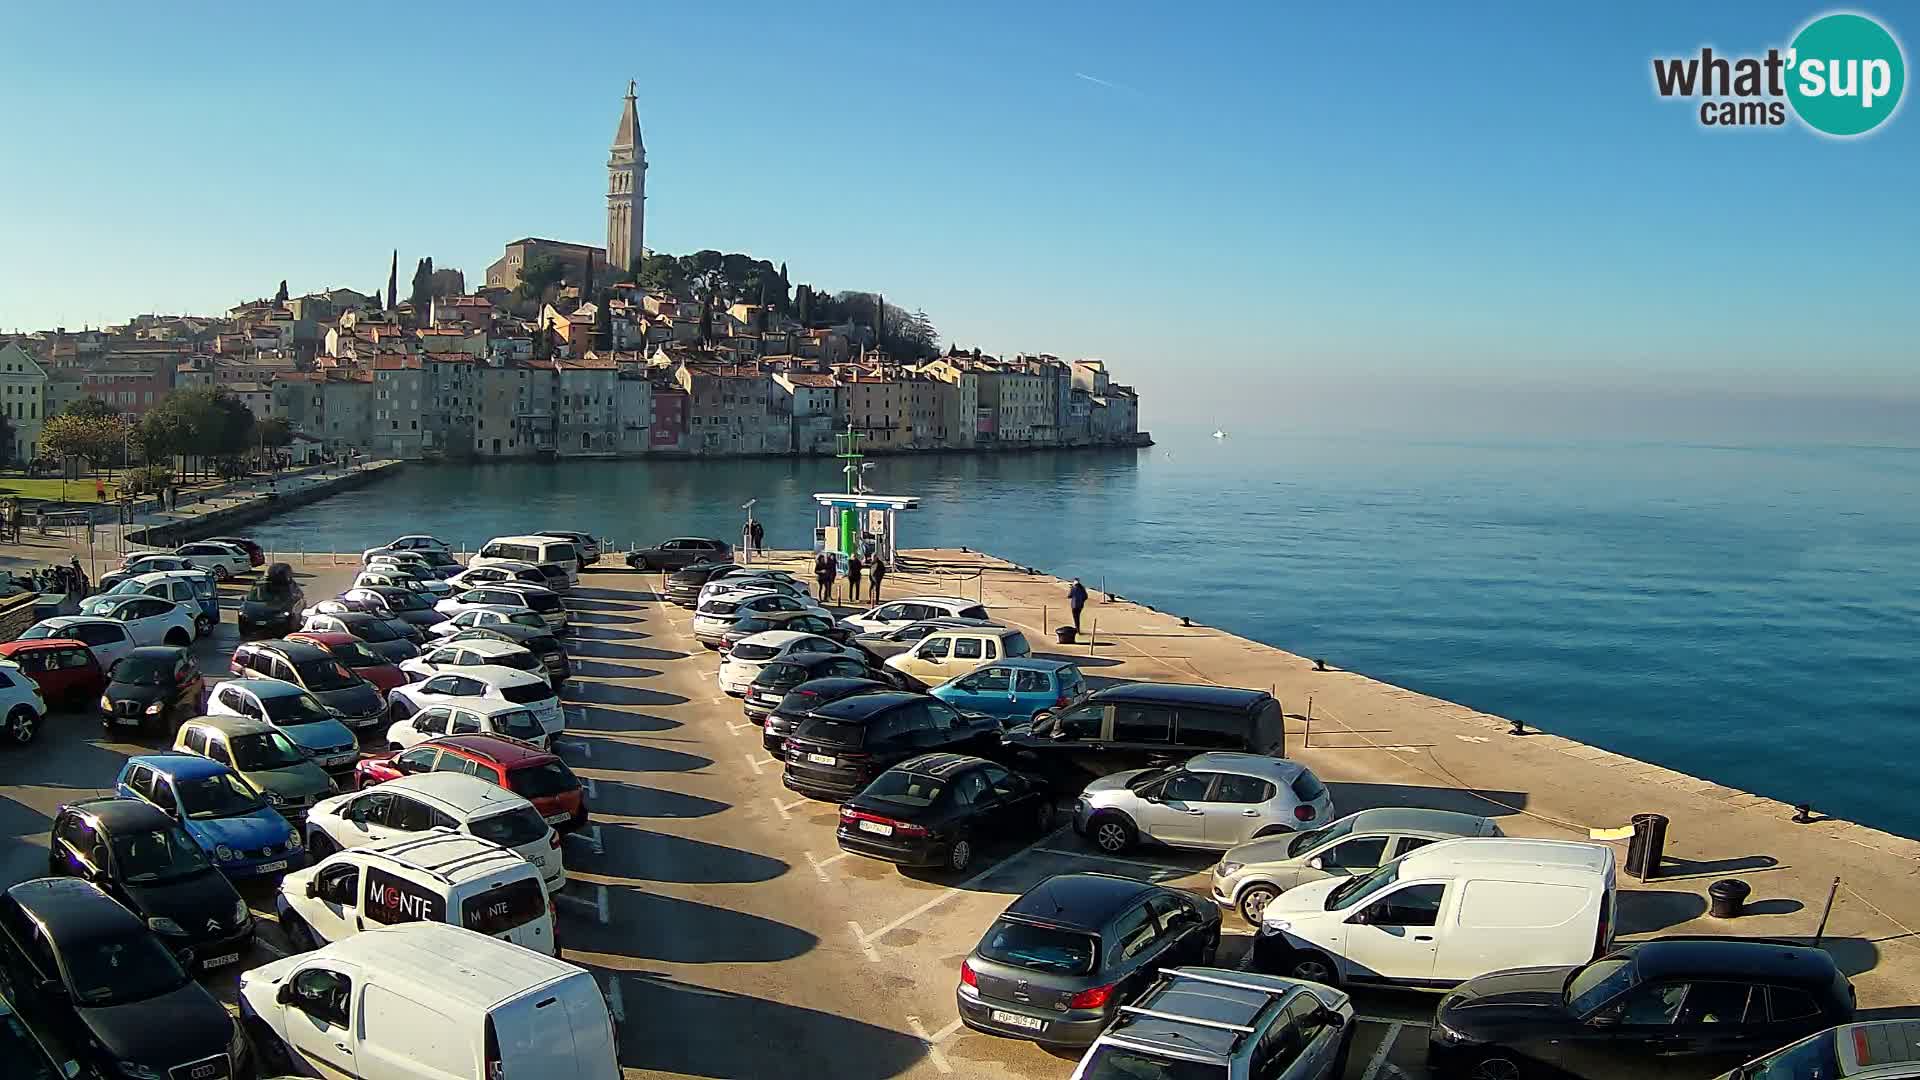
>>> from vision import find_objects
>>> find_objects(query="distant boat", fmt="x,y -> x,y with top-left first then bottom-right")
1212,429 -> 1227,440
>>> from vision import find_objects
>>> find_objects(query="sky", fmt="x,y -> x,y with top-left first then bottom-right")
2,1 -> 1915,433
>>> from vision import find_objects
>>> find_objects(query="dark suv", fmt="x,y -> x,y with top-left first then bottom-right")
763,676 -> 891,754
1001,683 -> 1287,791
230,639 -> 385,728
782,691 -> 1001,799
743,652 -> 887,722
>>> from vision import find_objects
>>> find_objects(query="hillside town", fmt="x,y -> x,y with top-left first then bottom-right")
0,85 -> 1145,465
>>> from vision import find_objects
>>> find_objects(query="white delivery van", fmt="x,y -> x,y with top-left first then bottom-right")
472,535 -> 581,585
277,829 -> 558,956
1254,837 -> 1616,989
238,921 -> 619,1080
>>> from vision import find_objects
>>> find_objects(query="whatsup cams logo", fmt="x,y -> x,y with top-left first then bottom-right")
1653,11 -> 1906,136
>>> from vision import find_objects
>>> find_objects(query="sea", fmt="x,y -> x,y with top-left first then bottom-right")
247,432 -> 1920,837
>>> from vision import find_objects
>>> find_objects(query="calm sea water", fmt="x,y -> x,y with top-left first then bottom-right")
249,433 -> 1920,836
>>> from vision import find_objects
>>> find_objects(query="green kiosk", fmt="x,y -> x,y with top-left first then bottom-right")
812,425 -> 919,564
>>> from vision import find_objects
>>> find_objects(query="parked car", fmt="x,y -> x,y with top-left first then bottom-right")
99,553 -> 196,591
237,922 -> 619,1080
719,611 -> 851,654
301,610 -> 423,659
46,797 -> 254,971
1710,1020 -> 1915,1080
238,563 -> 304,638
207,678 -> 363,777
399,637 -> 546,684
386,695 -> 551,751
538,530 -> 601,566
473,535 -> 581,584
354,735 -> 588,831
98,645 -> 204,733
173,715 -> 335,825
885,625 -> 1033,688
304,771 -> 564,887
1430,938 -> 1856,1080
76,593 -> 197,647
230,639 -> 387,730
385,666 -> 564,740
367,534 -> 450,556
1255,838 -> 1618,990
849,617 -> 1002,660
344,585 -> 447,628
113,754 -> 305,878
762,676 -> 892,754
15,617 -> 137,673
288,629 -> 409,694
438,584 -> 569,633
783,690 -> 1002,800
366,552 -> 451,582
933,658 -> 1087,726
0,662 -> 46,746
1003,683 -> 1289,792
1076,753 -> 1335,855
173,541 -> 252,580
0,878 -> 246,1080
354,567 -> 453,599
628,536 -> 732,571
838,753 -> 1055,873
429,604 -> 553,639
720,629 -> 866,695
0,638 -> 105,712
446,562 -> 550,592
205,535 -> 267,567
305,593 -> 393,620
742,652 -> 889,722
1070,967 -> 1355,1080
694,590 -> 831,646
103,569 -> 219,634
279,831 -> 557,955
1214,808 -> 1502,924
958,873 -> 1222,1048
0,982 -> 84,1080
841,595 -> 993,634
696,573 -> 811,607
663,561 -> 743,605
442,624 -> 571,687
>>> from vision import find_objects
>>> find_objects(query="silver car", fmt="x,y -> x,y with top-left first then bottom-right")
1073,753 -> 1334,855
1211,807 -> 1500,923
1068,967 -> 1354,1080
692,589 -> 830,646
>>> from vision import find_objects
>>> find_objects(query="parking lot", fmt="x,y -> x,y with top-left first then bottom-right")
0,557 -> 1470,1078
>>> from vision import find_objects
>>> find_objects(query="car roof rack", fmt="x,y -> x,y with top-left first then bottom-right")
1115,1006 -> 1257,1035
1110,969 -> 1304,1053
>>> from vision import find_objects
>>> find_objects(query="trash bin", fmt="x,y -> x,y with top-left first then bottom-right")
1625,813 -> 1669,880
1056,626 -> 1078,645
1708,878 -> 1751,919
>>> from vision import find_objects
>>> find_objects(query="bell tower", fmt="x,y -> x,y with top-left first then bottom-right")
607,80 -> 647,277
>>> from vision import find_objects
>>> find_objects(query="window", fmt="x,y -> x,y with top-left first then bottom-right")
347,792 -> 392,825
953,770 -> 990,806
917,636 -> 951,659
1214,774 -> 1275,804
1160,772 -> 1214,802
1014,669 -> 1052,694
1147,893 -> 1198,934
1769,987 -> 1824,1022
1251,1006 -> 1307,1080
414,709 -> 449,736
315,864 -> 359,905
1113,703 -> 1174,743
1678,982 -> 1764,1025
388,797 -> 440,831
206,738 -> 232,767
1321,836 -> 1390,869
395,748 -> 440,774
290,968 -> 352,1028
1614,982 -> 1688,1026
1175,708 -> 1244,750
1366,883 -> 1445,927
1108,903 -> 1160,961
1290,770 -> 1327,803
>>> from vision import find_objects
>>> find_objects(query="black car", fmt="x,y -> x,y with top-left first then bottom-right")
763,677 -> 891,754
1429,937 -> 1856,1080
99,647 -> 204,734
957,872 -> 1221,1048
0,878 -> 245,1080
837,753 -> 1054,873
663,561 -> 743,606
743,652 -> 886,722
530,563 -> 572,594
627,537 -> 732,571
230,640 -> 386,727
319,611 -> 422,660
238,564 -> 304,638
1001,683 -> 1288,792
353,585 -> 446,627
0,984 -> 80,1080
46,798 -> 253,973
783,691 -> 1002,800
444,626 -> 571,687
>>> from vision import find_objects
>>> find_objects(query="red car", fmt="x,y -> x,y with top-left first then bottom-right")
287,630 -> 407,695
206,535 -> 267,567
354,734 -> 588,830
0,639 -> 106,711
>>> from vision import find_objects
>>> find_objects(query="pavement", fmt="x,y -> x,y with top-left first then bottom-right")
3,544 -> 1918,1079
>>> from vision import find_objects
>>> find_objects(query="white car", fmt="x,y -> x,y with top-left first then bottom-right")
172,541 -> 252,581
98,570 -> 218,635
697,573 -> 811,606
303,594 -> 391,620
839,596 -> 992,634
303,771 -> 564,887
437,585 -> 568,633
717,629 -> 864,696
1074,753 -> 1336,854
387,665 -> 565,738
73,594 -> 197,646
445,563 -> 549,592
17,616 -> 138,671
399,638 -> 546,683
428,605 -> 553,639
364,535 -> 450,559
692,590 -> 831,646
0,659 -> 48,746
366,551 -> 438,577
353,568 -> 452,599
384,694 -> 553,751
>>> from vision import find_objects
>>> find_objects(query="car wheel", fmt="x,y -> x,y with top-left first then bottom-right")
6,706 -> 38,747
195,614 -> 213,636
164,629 -> 190,647
1238,885 -> 1280,924
212,565 -> 230,582
1288,951 -> 1339,986
1468,1055 -> 1525,1080
1088,813 -> 1135,854
947,838 -> 974,874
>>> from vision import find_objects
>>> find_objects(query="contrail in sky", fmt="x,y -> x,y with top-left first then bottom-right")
1074,72 -> 1131,92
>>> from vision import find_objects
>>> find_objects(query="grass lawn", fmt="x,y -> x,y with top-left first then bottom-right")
0,476 -> 122,503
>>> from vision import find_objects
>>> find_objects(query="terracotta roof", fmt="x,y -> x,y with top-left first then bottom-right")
373,355 -> 422,371
556,355 -> 617,370
424,352 -> 476,364
783,373 -> 839,388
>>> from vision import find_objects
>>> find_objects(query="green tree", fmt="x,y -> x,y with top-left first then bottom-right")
41,413 -> 124,472
638,253 -> 685,294
411,257 -> 435,316
516,255 -> 568,303
63,397 -> 120,420
0,411 -> 14,467
794,284 -> 813,327
274,279 -> 289,304
256,417 -> 293,449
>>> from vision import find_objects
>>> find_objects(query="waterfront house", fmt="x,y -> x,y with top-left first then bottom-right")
0,341 -> 48,463
774,372 -> 843,455
373,355 -> 427,460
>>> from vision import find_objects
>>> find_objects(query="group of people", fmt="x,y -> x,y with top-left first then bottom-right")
8,558 -> 89,598
814,541 -> 887,606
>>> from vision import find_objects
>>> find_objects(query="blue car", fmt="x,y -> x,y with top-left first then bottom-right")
929,658 -> 1088,726
113,754 -> 305,878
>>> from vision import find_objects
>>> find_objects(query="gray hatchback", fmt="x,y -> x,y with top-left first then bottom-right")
1069,967 -> 1355,1080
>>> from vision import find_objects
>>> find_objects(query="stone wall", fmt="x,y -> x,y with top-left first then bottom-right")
0,593 -> 40,643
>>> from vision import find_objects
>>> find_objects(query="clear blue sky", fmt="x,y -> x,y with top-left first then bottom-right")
3,2 -> 1915,428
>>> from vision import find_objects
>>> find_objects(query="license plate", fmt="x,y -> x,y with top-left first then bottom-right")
857,820 -> 893,836
115,716 -> 142,727
202,952 -> 241,968
991,1010 -> 1045,1032
544,811 -> 570,825
806,752 -> 836,766
255,860 -> 288,874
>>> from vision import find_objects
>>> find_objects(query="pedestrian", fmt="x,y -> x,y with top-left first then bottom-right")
846,554 -> 863,605
868,558 -> 886,604
815,549 -> 837,604
1068,577 -> 1089,632
95,479 -> 106,503
749,519 -> 764,554
69,556 -> 87,595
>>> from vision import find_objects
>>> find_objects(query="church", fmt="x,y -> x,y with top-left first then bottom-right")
484,83 -> 647,293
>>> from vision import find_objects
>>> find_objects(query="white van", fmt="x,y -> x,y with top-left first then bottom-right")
238,921 -> 619,1080
1253,837 -> 1616,989
473,535 -> 581,585
278,830 -> 558,956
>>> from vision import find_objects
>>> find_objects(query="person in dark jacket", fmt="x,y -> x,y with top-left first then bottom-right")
748,519 -> 764,553
846,555 -> 863,605
868,559 -> 887,603
1068,578 -> 1089,631
816,550 -> 838,604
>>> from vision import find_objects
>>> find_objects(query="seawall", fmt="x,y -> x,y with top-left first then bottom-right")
124,461 -> 403,548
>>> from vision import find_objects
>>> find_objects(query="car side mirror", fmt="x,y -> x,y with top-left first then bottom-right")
306,879 -> 321,899
1307,856 -> 1324,870
1587,1012 -> 1620,1028
1313,1007 -> 1345,1030
277,981 -> 295,1005
1347,908 -> 1372,926
1144,792 -> 1163,804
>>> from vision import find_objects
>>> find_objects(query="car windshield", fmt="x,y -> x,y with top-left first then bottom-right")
1080,1047 -> 1228,1080
978,919 -> 1098,976
111,825 -> 213,883
1126,765 -> 1181,791
730,643 -> 778,661
352,619 -> 402,642
519,593 -> 560,612
1746,1030 -> 1842,1080
1289,815 -> 1358,857
230,731 -> 306,770
508,611 -> 547,629
704,601 -> 740,615
794,717 -> 866,748
496,709 -> 545,740
1567,957 -> 1638,1015
327,641 -> 386,667
1327,860 -> 1400,910
499,682 -> 553,705
176,773 -> 266,819
507,760 -> 577,799
754,662 -> 809,687
419,550 -> 458,567
113,656 -> 176,686
470,807 -> 550,848
295,658 -> 358,691
862,770 -> 944,808
63,932 -> 190,1007
263,692 -> 335,724
246,582 -> 295,603
384,591 -> 431,611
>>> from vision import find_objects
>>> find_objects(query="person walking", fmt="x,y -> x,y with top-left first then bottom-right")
1068,578 -> 1089,632
846,554 -> 863,607
815,549 -> 838,605
748,519 -> 764,554
868,558 -> 887,604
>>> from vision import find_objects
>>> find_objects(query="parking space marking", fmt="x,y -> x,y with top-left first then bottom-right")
806,850 -> 848,883
906,1015 -> 953,1074
564,825 -> 604,855
557,884 -> 610,924
850,828 -> 1065,960
770,795 -> 810,821
579,776 -> 598,797
607,976 -> 625,1023
727,720 -> 756,734
1360,1022 -> 1403,1080
556,736 -> 592,758
1033,846 -> 1202,875
743,753 -> 778,774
